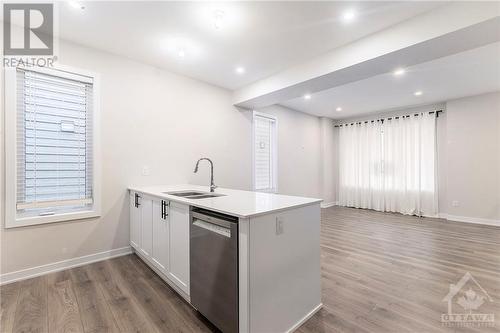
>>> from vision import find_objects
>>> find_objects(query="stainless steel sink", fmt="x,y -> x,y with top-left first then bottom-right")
187,194 -> 225,199
164,191 -> 205,197
164,191 -> 225,199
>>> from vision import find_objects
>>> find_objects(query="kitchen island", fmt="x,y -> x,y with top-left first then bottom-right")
128,184 -> 322,333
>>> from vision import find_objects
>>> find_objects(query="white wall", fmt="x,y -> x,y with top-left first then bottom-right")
256,105 -> 322,198
443,92 -> 500,221
0,41 -> 323,275
319,118 -> 337,206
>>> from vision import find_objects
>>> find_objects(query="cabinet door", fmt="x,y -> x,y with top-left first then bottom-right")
130,192 -> 141,250
152,199 -> 169,274
168,202 -> 190,295
140,197 -> 153,258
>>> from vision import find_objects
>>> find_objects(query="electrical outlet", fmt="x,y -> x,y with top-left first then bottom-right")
452,200 -> 459,207
142,166 -> 150,176
276,216 -> 284,235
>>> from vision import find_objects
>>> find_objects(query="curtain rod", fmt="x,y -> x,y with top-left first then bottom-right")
333,110 -> 443,128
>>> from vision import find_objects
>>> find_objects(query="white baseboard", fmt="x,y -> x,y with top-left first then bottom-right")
287,303 -> 323,333
0,246 -> 132,286
439,214 -> 500,227
321,201 -> 338,208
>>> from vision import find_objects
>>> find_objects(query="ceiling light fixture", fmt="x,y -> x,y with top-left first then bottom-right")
304,94 -> 312,100
235,66 -> 245,74
414,91 -> 423,96
178,49 -> 186,58
213,10 -> 225,30
336,107 -> 342,112
342,9 -> 357,23
393,68 -> 406,76
68,1 -> 85,10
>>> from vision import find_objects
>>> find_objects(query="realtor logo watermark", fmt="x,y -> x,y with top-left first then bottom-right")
441,272 -> 495,328
3,2 -> 58,67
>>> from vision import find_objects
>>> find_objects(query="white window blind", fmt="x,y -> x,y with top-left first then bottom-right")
16,68 -> 94,215
253,113 -> 277,192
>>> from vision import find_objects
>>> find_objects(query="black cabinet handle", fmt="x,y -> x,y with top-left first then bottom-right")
135,193 -> 141,208
161,200 -> 168,220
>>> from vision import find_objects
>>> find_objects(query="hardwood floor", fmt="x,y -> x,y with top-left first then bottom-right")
298,207 -> 500,333
1,206 -> 499,333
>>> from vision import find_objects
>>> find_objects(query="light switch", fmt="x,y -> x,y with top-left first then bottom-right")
142,166 -> 150,176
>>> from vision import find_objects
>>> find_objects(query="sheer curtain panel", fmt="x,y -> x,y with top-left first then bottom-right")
338,113 -> 438,217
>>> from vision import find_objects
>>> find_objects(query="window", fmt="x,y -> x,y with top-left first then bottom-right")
253,112 -> 277,192
337,113 -> 437,216
5,65 -> 100,227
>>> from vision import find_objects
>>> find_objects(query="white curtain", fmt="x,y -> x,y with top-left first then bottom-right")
338,113 -> 438,217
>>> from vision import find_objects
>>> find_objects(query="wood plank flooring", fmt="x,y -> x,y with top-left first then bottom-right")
1,206 -> 499,333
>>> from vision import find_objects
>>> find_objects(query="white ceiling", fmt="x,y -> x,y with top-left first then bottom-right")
281,42 -> 500,119
59,1 -> 444,90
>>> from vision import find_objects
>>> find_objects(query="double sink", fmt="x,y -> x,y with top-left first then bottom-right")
163,191 -> 226,200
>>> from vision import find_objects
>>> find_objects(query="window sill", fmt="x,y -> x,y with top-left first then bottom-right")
6,209 -> 101,228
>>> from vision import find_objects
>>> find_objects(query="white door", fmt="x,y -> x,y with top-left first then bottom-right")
140,196 -> 153,258
168,202 -> 190,295
152,199 -> 169,274
130,192 -> 141,250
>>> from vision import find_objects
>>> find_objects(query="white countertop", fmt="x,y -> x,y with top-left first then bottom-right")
128,184 -> 322,218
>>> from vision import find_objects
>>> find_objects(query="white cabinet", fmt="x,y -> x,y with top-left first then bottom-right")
130,192 -> 152,258
151,199 -> 169,274
140,198 -> 153,258
168,202 -> 190,295
129,192 -> 190,297
130,192 -> 141,250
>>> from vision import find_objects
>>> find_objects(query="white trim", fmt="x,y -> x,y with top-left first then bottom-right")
286,303 -> 323,333
4,64 -> 101,228
320,201 -> 338,208
0,246 -> 132,286
13,210 -> 101,227
17,198 -> 93,210
238,218 -> 250,333
439,214 -> 500,227
5,67 -> 17,228
252,111 -> 278,193
17,64 -> 94,84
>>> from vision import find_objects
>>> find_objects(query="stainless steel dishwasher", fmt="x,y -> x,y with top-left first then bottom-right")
190,207 -> 238,333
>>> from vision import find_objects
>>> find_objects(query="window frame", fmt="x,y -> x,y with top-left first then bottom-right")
252,111 -> 278,193
5,64 -> 101,228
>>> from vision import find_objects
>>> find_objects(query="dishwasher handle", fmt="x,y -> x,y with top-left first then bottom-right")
193,219 -> 231,238
191,211 -> 234,229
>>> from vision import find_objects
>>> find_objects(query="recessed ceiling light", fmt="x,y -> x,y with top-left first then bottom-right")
68,1 -> 85,10
342,10 -> 357,23
336,107 -> 342,112
414,91 -> 423,96
304,94 -> 312,100
164,37 -> 202,60
213,10 -> 225,30
235,66 -> 245,74
393,68 -> 406,76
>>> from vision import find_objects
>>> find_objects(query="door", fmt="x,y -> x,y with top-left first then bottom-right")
168,202 -> 190,295
140,196 -> 153,258
130,192 -> 141,250
152,199 -> 169,274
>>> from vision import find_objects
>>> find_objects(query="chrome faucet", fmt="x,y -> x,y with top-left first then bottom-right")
194,158 -> 217,192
